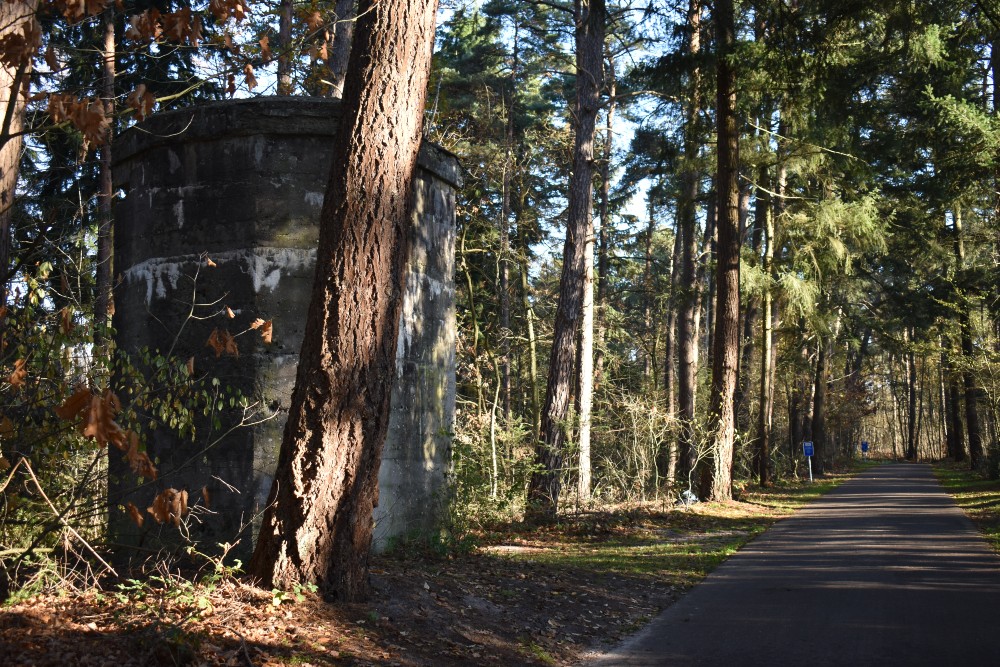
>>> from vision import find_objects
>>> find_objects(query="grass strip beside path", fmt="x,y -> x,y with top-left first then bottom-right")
933,461 -> 1000,552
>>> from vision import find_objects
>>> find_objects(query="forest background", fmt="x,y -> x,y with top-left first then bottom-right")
0,0 -> 999,603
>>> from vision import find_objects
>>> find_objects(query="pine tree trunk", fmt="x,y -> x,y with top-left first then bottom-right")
944,337 -> 966,461
906,328 -> 917,460
577,204 -> 594,503
327,0 -> 356,99
95,8 -> 115,347
527,0 -> 605,520
954,206 -> 984,469
499,75 -> 515,423
595,59 -> 615,388
248,0 -> 439,600
521,262 -> 541,443
756,184 -> 774,486
277,0 -> 294,95
676,0 -> 702,486
704,0 -> 739,502
660,218 -> 682,488
642,201 -> 656,383
811,338 -> 828,475
0,0 -> 37,297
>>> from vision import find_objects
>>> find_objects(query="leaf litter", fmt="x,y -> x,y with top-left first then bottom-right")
0,476 -> 850,665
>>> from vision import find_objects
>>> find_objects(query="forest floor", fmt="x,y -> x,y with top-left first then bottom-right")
0,468 -> 862,667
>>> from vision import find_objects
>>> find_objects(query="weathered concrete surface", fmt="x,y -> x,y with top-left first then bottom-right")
585,463 -> 1000,667
110,98 -> 458,557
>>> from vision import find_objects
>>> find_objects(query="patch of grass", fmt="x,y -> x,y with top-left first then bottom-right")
933,462 -> 1000,552
523,640 -> 557,665
499,465 -> 866,587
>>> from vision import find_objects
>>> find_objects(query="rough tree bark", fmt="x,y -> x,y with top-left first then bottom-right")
906,327 -> 917,460
954,206 -> 984,469
703,0 -> 739,502
577,190 -> 594,503
642,200 -> 656,383
528,0 -> 605,519
944,336 -> 966,461
277,0 -> 294,95
0,0 -> 38,297
676,0 -> 702,487
756,177 -> 773,486
248,0 -> 439,601
811,336 -> 829,475
94,8 -> 115,346
595,57 -> 615,388
327,0 -> 356,99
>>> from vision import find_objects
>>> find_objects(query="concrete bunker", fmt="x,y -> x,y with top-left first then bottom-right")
110,98 -> 458,556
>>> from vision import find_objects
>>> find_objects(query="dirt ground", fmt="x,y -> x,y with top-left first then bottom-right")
0,499 -> 804,666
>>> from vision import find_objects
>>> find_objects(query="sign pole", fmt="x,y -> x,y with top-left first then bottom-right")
802,441 -> 814,483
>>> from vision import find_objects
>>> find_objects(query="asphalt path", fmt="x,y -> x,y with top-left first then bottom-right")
586,463 -> 1000,666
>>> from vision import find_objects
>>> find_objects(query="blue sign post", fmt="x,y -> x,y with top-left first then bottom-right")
803,441 -> 814,482
861,440 -> 869,459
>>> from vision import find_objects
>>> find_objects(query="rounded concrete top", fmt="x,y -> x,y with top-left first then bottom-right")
114,96 -> 462,188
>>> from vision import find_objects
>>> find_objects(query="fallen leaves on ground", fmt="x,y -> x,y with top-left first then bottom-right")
0,477 -> 845,666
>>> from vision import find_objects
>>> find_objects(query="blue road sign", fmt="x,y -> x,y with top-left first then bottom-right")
803,441 -> 814,457
861,441 -> 869,453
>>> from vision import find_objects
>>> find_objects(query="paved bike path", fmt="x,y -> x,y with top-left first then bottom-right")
587,463 -> 1000,666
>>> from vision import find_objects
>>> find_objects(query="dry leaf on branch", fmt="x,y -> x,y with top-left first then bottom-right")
205,328 -> 239,358
259,35 -> 271,62
244,63 -> 257,90
57,0 -> 111,23
0,19 -> 42,69
209,0 -> 247,23
126,501 -> 144,528
225,306 -> 235,319
59,306 -> 74,335
55,385 -> 92,421
147,488 -> 188,526
124,431 -> 157,479
249,318 -> 273,344
126,83 -> 156,121
305,10 -> 324,31
186,356 -> 195,376
201,486 -> 211,509
8,358 -> 27,389
79,390 -> 126,449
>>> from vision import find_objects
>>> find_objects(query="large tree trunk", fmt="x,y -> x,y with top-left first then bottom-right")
906,328 -> 917,460
577,49 -> 609,502
499,29 -> 518,423
756,178 -> 774,486
811,337 -> 828,475
676,0 -> 702,487
95,8 -> 115,346
0,0 -> 37,297
954,206 -> 984,469
595,58 -> 615,388
248,0 -> 439,601
642,200 -> 656,383
277,0 -> 294,95
577,200 -> 594,503
521,261 -> 541,443
527,0 -> 604,520
703,0 -> 739,502
944,337 -> 966,461
327,0 -> 356,99
659,215 -> 682,488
